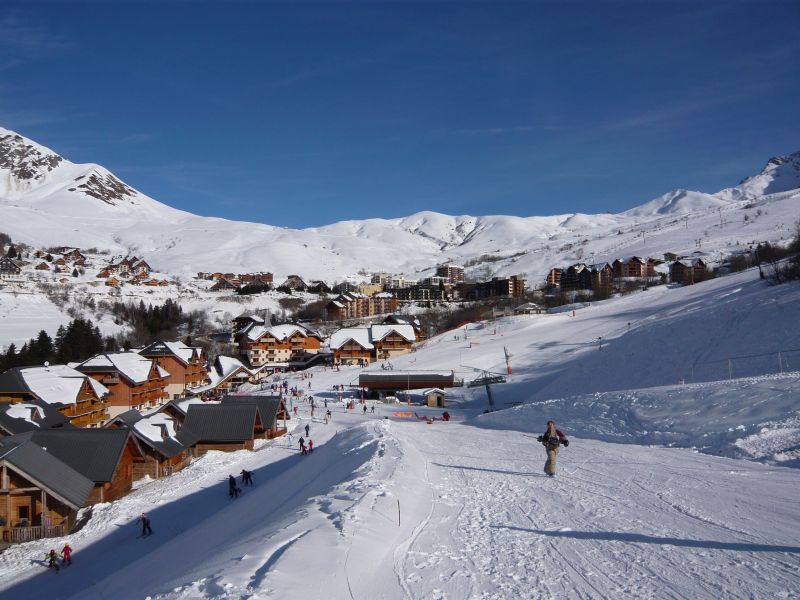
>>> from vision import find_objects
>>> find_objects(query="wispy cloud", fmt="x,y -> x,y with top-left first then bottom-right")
0,11 -> 73,61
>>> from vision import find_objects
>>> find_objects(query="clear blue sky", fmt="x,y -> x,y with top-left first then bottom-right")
2,1 -> 798,228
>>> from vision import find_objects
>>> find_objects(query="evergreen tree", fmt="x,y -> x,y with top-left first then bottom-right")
6,245 -> 17,259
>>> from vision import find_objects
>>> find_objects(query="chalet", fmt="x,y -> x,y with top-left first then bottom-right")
0,257 -> 22,280
154,397 -> 206,429
61,248 -> 86,263
0,365 -> 110,428
175,403 -> 261,454
131,259 -> 152,275
560,264 -> 592,291
281,275 -> 307,291
613,256 -> 656,280
107,410 -> 191,480
210,277 -> 239,292
670,258 -> 708,285
105,276 -> 121,287
307,280 -> 332,294
138,341 -> 209,399
236,324 -> 323,367
324,291 -> 397,321
239,272 -> 273,285
0,439 -> 94,543
187,356 -> 254,398
221,395 -> 288,439
231,313 -> 266,339
382,314 -> 426,341
0,402 -> 70,437
2,428 -> 145,505
329,324 -> 416,364
53,257 -> 67,267
590,263 -> 614,295
35,262 -> 50,271
75,353 -> 169,418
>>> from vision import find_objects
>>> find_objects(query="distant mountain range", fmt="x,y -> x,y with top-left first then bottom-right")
1,126 -> 798,283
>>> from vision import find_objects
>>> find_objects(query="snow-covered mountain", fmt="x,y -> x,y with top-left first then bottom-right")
1,126 -> 798,282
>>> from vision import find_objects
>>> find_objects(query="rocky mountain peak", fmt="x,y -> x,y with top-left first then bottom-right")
0,130 -> 63,186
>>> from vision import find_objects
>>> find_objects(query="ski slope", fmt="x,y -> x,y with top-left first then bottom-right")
0,270 -> 798,599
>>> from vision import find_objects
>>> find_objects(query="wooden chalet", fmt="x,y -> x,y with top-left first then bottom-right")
61,248 -> 86,263
613,256 -> 656,280
307,280 -> 332,294
590,263 -> 614,295
138,341 -> 209,399
236,324 -> 323,367
2,428 -> 144,505
35,262 -> 50,271
210,277 -> 239,292
175,403 -> 261,454
382,314 -> 426,341
0,258 -> 22,280
0,365 -> 110,428
0,439 -> 94,543
75,353 -> 169,419
280,275 -> 308,291
330,324 -> 416,364
187,356 -> 254,399
560,264 -> 592,291
107,410 -> 191,480
514,302 -> 546,315
0,402 -> 70,438
670,258 -> 708,285
221,395 -> 288,439
105,276 -> 121,287
371,325 -> 416,360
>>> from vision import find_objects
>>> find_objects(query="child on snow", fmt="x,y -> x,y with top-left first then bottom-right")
46,549 -> 60,572
61,543 -> 72,566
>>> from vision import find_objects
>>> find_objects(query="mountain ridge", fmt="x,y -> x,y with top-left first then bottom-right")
1,126 -> 798,281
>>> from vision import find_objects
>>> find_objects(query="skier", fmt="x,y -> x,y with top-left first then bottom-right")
537,420 -> 569,477
299,436 -> 307,455
61,542 -> 72,566
363,404 -> 367,415
305,423 -> 310,437
240,469 -> 253,486
137,512 -> 153,536
308,438 -> 314,453
370,405 -> 375,413
228,474 -> 239,498
46,549 -> 60,573
326,408 -> 332,422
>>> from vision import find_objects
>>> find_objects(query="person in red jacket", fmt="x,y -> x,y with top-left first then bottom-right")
308,438 -> 314,453
538,420 -> 569,477
61,542 -> 72,566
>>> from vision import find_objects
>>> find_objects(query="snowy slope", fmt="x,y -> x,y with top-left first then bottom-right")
0,266 -> 798,598
1,126 -> 798,283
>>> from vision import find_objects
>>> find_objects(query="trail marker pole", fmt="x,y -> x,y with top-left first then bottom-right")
397,499 -> 401,527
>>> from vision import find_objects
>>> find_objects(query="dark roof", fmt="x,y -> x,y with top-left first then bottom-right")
108,409 -> 144,427
221,395 -> 281,428
0,368 -> 33,395
0,401 -> 71,435
138,341 -> 177,359
2,428 -> 137,483
0,440 -> 94,508
176,404 -> 257,446
115,421 -> 187,459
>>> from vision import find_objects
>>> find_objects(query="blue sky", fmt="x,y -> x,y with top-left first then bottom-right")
1,1 -> 798,228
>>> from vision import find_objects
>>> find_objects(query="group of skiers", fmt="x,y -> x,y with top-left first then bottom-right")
45,543 -> 72,572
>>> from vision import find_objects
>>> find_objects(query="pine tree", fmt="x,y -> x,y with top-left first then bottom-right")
6,245 -> 17,259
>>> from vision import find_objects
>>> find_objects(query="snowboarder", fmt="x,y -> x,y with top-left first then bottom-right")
537,420 -> 569,477
46,549 -> 60,573
61,543 -> 72,566
137,513 -> 153,536
299,436 -> 307,455
308,438 -> 314,453
228,475 -> 240,498
305,423 -> 310,437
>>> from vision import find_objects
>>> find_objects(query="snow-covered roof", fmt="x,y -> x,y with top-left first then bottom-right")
79,352 -> 156,384
18,364 -> 110,405
330,328 -> 373,350
6,403 -> 44,425
132,412 -> 178,443
247,323 -> 319,342
370,324 -> 416,343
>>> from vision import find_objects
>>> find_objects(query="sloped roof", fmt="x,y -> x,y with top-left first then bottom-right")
139,340 -> 197,365
0,441 -> 94,508
371,324 -> 416,343
329,328 -> 373,350
175,404 -> 258,446
221,395 -> 281,429
0,402 -> 71,435
246,323 -> 321,342
3,428 -> 136,482
78,353 -> 157,384
0,365 -> 110,406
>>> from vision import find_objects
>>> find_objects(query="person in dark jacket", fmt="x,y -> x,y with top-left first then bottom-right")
299,436 -> 307,455
538,420 -> 569,477
228,475 -> 239,498
137,513 -> 153,536
46,549 -> 60,572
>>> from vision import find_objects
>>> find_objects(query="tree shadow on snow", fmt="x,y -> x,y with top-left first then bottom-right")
491,525 -> 800,553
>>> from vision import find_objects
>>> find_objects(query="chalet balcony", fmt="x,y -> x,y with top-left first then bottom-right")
2,515 -> 72,543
